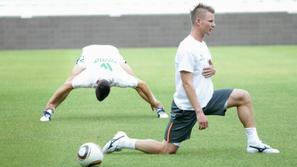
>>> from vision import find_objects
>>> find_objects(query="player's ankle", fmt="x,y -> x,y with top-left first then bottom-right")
45,108 -> 54,114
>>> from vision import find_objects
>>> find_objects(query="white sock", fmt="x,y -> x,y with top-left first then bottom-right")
245,127 -> 261,145
121,138 -> 137,149
45,108 -> 54,115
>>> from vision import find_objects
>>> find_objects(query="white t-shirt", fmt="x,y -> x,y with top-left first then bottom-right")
173,35 -> 214,110
72,45 -> 138,88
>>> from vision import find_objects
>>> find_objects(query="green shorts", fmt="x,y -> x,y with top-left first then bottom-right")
164,89 -> 233,144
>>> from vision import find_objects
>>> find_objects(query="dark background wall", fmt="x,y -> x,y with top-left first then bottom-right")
0,12 -> 296,50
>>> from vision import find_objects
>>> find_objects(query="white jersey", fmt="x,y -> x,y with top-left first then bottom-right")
72,45 -> 138,88
173,35 -> 214,110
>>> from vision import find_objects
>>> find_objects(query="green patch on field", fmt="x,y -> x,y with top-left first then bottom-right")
0,45 -> 296,167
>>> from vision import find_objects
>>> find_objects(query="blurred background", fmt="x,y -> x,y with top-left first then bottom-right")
0,0 -> 297,49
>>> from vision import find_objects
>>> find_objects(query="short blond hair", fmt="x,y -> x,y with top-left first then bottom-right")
190,3 -> 215,25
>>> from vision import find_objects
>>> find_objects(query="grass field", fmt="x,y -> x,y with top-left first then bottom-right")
0,45 -> 297,167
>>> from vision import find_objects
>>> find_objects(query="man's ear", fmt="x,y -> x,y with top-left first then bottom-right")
195,18 -> 201,26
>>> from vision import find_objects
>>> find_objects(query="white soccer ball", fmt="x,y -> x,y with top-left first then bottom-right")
77,142 -> 104,167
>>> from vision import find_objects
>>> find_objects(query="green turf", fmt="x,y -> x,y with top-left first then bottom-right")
0,45 -> 296,167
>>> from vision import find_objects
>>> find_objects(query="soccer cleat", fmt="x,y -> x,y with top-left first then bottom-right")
40,109 -> 53,122
247,142 -> 280,154
102,131 -> 128,154
156,108 -> 169,118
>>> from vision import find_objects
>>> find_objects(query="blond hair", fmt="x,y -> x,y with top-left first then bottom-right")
190,3 -> 215,25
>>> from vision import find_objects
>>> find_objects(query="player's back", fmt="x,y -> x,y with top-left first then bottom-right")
81,45 -> 124,66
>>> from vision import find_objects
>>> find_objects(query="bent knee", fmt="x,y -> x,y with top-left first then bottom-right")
232,89 -> 251,102
237,89 -> 251,100
161,142 -> 178,154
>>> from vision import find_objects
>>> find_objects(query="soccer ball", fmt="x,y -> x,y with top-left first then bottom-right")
77,142 -> 104,167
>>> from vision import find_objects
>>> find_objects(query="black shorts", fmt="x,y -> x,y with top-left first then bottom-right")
164,89 -> 233,144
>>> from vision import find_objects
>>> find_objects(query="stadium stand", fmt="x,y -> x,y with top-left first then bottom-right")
0,0 -> 296,49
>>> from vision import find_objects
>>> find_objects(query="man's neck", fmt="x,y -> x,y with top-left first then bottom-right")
190,28 -> 204,42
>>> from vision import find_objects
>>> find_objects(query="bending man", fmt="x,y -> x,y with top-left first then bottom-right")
40,45 -> 168,122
